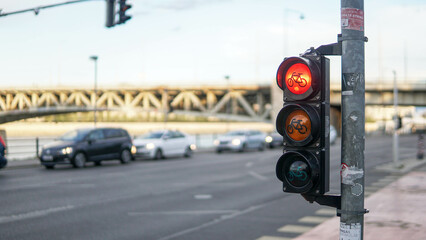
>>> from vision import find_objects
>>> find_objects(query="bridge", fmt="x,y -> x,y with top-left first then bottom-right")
0,83 -> 425,124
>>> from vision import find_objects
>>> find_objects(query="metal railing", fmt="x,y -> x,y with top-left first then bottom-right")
5,134 -> 220,161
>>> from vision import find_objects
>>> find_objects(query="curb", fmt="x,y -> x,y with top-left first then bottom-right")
375,158 -> 426,174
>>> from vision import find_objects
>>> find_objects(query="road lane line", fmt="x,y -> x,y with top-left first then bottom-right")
315,208 -> 336,216
277,225 -> 313,233
0,205 -> 75,224
128,210 -> 238,216
298,216 -> 330,224
157,203 -> 268,240
256,236 -> 292,240
248,171 -> 268,181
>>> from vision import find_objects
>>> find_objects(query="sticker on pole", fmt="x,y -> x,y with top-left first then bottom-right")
340,223 -> 361,240
341,8 -> 364,31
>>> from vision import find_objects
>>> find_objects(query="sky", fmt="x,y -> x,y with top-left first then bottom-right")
1,0 -> 425,88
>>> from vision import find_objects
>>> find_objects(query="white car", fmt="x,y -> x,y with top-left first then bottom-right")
330,125 -> 338,145
214,130 -> 267,153
133,130 -> 196,159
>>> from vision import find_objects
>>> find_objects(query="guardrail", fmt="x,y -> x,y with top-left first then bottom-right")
5,134 -> 220,161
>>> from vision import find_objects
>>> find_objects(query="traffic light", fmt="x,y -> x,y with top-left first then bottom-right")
117,0 -> 132,25
105,0 -> 116,28
105,0 -> 132,28
275,54 -> 330,195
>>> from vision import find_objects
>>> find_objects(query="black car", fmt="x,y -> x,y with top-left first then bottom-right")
39,128 -> 135,169
265,132 -> 283,148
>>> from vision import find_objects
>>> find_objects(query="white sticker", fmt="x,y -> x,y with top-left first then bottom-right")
340,223 -> 361,240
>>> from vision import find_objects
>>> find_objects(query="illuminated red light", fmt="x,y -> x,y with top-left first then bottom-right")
285,63 -> 312,95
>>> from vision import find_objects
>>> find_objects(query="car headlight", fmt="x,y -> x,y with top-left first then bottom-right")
61,147 -> 73,155
213,140 -> 220,146
232,139 -> 241,146
190,144 -> 197,150
146,143 -> 155,150
265,136 -> 273,143
131,145 -> 137,154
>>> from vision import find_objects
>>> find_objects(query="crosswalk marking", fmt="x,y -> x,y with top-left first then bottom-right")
365,191 -> 374,196
371,181 -> 388,187
256,236 -> 292,240
378,178 -> 395,183
365,186 -> 380,191
298,216 -> 330,224
278,225 -> 313,233
315,208 -> 336,216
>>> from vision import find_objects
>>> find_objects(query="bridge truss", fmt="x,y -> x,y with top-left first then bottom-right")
0,86 -> 272,123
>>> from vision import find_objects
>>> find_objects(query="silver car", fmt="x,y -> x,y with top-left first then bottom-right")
214,130 -> 267,153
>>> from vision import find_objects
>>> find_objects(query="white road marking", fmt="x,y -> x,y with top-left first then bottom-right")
278,225 -> 313,233
0,205 -> 75,224
298,216 -> 330,224
248,171 -> 267,181
256,236 -> 292,240
365,186 -> 380,191
157,203 -> 267,240
194,194 -> 212,200
128,210 -> 238,216
371,181 -> 388,187
315,208 -> 336,216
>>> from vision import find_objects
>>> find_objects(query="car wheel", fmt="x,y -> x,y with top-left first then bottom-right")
216,149 -> 222,154
154,149 -> 163,160
184,147 -> 192,158
239,143 -> 247,152
94,161 -> 102,166
72,152 -> 86,168
258,142 -> 265,151
44,165 -> 54,169
120,149 -> 132,164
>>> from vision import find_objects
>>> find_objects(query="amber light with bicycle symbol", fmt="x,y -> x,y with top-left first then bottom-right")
276,104 -> 319,147
285,109 -> 311,142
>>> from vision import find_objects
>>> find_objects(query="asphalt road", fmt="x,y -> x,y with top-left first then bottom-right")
0,135 -> 421,240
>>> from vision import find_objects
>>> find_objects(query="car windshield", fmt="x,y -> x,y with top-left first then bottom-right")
225,131 -> 246,136
136,132 -> 164,139
60,129 -> 91,141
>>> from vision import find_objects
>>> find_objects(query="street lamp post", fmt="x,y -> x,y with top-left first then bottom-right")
283,8 -> 305,56
90,56 -> 98,127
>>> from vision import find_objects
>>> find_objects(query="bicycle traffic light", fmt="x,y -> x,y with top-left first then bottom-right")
117,0 -> 132,25
275,54 -> 330,195
105,0 -> 132,28
105,0 -> 116,28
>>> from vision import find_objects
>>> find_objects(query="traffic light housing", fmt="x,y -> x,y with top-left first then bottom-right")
117,0 -> 132,25
105,0 -> 132,28
105,0 -> 116,28
275,54 -> 330,195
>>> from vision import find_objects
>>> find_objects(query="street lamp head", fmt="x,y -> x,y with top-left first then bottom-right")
90,56 -> 98,61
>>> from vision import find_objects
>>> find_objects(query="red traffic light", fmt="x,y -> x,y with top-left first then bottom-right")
276,57 -> 320,101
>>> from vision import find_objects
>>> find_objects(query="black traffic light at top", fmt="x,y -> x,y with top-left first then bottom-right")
105,0 -> 132,28
117,0 -> 132,25
275,52 -> 330,195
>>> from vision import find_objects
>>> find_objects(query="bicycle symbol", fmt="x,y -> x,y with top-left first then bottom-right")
287,72 -> 307,88
288,166 -> 308,182
287,119 -> 308,135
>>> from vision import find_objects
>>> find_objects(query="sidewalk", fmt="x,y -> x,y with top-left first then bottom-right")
294,163 -> 426,240
3,158 -> 40,169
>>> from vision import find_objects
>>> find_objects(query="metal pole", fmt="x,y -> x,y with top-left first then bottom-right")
90,56 -> 98,127
340,0 -> 365,239
393,70 -> 400,168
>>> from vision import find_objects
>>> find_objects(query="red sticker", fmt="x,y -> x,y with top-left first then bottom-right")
341,8 -> 364,31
